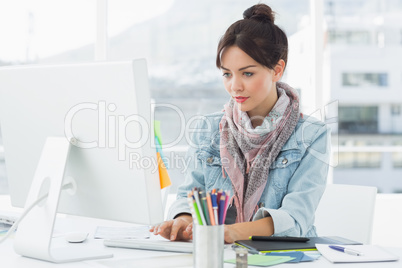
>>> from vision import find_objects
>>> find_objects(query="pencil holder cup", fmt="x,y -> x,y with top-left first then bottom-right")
193,224 -> 224,268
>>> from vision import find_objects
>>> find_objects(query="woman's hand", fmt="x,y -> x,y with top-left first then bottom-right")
224,224 -> 241,244
224,217 -> 275,243
149,215 -> 193,241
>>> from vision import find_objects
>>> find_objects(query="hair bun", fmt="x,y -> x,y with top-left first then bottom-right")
243,4 -> 275,24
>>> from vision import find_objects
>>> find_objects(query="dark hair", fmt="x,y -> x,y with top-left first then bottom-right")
216,4 -> 288,71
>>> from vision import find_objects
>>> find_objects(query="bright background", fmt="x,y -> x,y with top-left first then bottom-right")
1,0 -> 402,196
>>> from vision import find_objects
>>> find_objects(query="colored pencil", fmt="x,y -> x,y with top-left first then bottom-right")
206,192 -> 215,225
211,193 -> 219,226
187,189 -> 231,226
200,191 -> 211,225
187,192 -> 198,224
191,195 -> 203,225
222,190 -> 230,224
217,189 -> 223,205
193,189 -> 207,225
218,191 -> 226,224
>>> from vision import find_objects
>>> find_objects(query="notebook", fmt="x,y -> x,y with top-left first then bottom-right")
235,236 -> 361,253
316,244 -> 399,263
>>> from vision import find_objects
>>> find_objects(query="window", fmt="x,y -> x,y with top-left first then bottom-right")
337,152 -> 382,168
1,0 -> 402,195
0,0 -> 312,194
342,73 -> 388,87
376,31 -> 385,48
393,153 -> 402,168
400,29 -> 402,45
338,106 -> 378,134
0,1 -> 96,65
391,104 -> 401,116
328,30 -> 371,45
107,0 -> 311,147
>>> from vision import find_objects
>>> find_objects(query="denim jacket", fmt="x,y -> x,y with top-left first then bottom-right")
167,111 -> 331,237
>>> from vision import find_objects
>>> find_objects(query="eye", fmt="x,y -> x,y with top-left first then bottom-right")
222,72 -> 231,78
244,72 -> 253,77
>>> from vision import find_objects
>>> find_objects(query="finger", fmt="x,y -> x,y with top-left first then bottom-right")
152,224 -> 161,235
157,221 -> 174,239
186,222 -> 193,232
223,225 -> 235,244
182,230 -> 190,240
170,220 -> 186,241
184,224 -> 193,237
149,225 -> 156,232
150,224 -> 159,234
181,222 -> 193,240
157,220 -> 173,233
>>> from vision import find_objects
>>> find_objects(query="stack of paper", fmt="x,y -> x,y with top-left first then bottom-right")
316,244 -> 399,263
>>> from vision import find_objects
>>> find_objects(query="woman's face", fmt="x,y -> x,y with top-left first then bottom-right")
220,46 -> 282,121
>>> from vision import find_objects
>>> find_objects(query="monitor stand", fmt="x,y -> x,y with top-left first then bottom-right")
13,137 -> 113,263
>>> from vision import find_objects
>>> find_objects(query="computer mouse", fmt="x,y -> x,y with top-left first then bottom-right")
65,232 -> 89,243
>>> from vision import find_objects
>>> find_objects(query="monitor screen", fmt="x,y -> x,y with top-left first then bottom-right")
0,59 -> 164,225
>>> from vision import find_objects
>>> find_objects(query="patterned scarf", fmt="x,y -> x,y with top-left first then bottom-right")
219,82 -> 300,223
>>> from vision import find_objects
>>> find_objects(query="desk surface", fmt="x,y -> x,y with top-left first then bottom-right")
1,219 -> 401,268
1,195 -> 401,268
1,238 -> 401,268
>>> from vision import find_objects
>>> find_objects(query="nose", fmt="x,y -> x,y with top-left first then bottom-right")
230,75 -> 243,92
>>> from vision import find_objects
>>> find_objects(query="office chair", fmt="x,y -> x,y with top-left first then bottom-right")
314,184 -> 377,245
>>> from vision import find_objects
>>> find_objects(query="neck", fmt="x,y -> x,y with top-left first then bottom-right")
248,87 -> 278,128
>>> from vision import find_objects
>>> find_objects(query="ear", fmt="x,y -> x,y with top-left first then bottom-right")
273,59 -> 285,82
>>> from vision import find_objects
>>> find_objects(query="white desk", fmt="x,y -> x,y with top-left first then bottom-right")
1,195 -> 401,268
1,218 -> 401,268
1,238 -> 401,267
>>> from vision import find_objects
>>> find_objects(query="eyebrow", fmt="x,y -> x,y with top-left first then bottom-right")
220,65 -> 257,71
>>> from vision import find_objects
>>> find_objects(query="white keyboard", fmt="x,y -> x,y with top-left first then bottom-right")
104,239 -> 193,253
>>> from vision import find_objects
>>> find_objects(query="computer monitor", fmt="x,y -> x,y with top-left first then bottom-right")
0,59 -> 164,262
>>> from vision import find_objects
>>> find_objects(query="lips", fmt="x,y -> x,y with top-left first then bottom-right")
234,96 -> 249,103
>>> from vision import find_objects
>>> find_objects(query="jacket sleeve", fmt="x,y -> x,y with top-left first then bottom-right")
253,123 -> 331,236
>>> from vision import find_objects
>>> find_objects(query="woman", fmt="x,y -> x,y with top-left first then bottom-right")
150,3 -> 330,243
